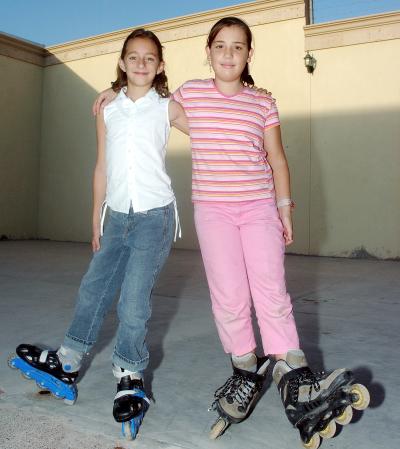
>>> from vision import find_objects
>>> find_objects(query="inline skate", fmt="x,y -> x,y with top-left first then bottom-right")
112,365 -> 150,440
273,350 -> 370,448
8,344 -> 78,404
209,354 -> 270,439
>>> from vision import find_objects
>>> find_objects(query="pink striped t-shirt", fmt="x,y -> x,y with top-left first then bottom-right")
173,78 -> 280,203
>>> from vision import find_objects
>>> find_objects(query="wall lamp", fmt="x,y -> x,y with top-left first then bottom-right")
304,52 -> 317,73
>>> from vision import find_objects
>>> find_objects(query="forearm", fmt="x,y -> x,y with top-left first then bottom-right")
271,156 -> 291,201
92,166 -> 106,229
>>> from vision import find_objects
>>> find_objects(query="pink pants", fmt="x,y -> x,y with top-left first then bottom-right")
194,199 -> 299,356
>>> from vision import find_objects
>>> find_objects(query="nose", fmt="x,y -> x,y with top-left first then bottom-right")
137,58 -> 145,67
224,48 -> 233,58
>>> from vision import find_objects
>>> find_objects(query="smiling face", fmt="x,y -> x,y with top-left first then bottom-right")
206,25 -> 253,84
118,37 -> 164,89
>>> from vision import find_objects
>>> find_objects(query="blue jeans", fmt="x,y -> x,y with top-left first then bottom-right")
63,203 -> 175,373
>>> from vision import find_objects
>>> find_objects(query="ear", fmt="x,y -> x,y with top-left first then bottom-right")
157,60 -> 165,75
247,48 -> 254,63
205,45 -> 211,58
118,58 -> 126,73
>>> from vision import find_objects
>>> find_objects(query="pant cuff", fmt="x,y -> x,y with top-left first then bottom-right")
63,334 -> 93,355
112,350 -> 149,373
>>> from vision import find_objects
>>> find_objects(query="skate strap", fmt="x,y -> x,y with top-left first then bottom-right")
114,389 -> 150,404
39,350 -> 49,363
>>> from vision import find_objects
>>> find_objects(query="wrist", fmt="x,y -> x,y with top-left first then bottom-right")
276,198 -> 295,209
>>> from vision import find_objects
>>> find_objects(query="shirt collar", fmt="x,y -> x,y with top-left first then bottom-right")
118,87 -> 159,107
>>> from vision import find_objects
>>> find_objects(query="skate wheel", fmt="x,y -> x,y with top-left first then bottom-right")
302,433 -> 320,449
21,371 -> 31,380
335,405 -> 353,425
36,380 -> 48,391
209,417 -> 229,440
50,391 -> 63,400
122,420 -> 137,440
350,384 -> 370,410
7,354 -> 17,369
318,420 -> 336,439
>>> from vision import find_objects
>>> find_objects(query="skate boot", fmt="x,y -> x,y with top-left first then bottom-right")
209,353 -> 270,439
8,344 -> 79,404
273,350 -> 370,449
112,365 -> 150,440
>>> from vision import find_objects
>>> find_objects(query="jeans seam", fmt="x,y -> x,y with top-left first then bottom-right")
83,246 -> 127,346
151,205 -> 171,285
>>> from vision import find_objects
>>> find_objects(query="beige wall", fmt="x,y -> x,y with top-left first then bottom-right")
308,39 -> 400,258
1,1 -> 399,259
38,56 -> 115,241
0,53 -> 43,238
305,12 -> 400,258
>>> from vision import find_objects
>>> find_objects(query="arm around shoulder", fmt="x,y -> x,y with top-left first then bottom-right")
169,100 -> 189,135
92,87 -> 118,116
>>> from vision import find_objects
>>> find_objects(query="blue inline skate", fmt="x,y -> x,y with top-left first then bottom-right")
8,344 -> 78,405
112,365 -> 150,440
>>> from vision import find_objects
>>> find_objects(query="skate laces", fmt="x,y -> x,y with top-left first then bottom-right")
210,373 -> 257,412
289,367 -> 323,404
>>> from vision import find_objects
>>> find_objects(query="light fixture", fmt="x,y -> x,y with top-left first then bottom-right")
304,52 -> 317,74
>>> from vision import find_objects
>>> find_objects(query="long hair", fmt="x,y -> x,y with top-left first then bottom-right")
207,17 -> 254,87
111,28 -> 169,97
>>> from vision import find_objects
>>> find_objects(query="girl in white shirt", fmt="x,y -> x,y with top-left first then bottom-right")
10,28 -> 188,440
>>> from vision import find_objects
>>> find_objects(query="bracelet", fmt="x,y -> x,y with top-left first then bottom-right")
277,198 -> 295,209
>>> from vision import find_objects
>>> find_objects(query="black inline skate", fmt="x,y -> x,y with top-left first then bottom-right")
112,365 -> 150,440
8,344 -> 78,404
209,354 -> 270,439
273,350 -> 370,448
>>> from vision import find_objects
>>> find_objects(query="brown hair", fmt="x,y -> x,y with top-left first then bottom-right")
207,17 -> 254,87
111,28 -> 169,97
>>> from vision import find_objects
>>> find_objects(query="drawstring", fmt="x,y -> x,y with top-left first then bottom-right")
173,199 -> 182,242
100,201 -> 107,236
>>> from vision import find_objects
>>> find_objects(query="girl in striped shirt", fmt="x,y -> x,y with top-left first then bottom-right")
94,18 -> 369,448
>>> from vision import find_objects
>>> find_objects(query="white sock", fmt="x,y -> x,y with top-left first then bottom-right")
232,353 -> 257,372
57,345 -> 84,372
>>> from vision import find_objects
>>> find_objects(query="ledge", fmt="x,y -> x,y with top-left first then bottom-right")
44,0 -> 305,66
0,33 -> 45,66
305,10 -> 400,50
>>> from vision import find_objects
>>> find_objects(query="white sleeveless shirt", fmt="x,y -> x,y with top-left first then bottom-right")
103,87 -> 174,213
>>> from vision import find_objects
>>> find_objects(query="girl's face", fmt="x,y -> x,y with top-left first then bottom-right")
206,25 -> 253,83
119,37 -> 164,88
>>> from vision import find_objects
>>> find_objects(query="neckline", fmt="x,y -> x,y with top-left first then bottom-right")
211,79 -> 245,98
121,87 -> 156,103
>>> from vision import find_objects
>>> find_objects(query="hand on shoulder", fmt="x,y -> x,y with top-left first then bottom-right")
92,88 -> 118,116
250,84 -> 274,99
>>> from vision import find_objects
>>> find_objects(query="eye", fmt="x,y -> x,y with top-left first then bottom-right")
214,44 -> 223,49
129,56 -> 136,60
235,46 -> 243,51
146,57 -> 155,62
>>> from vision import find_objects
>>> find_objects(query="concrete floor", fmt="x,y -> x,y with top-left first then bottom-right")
0,240 -> 398,449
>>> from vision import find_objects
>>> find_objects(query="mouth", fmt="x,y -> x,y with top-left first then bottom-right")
134,72 -> 149,75
220,64 -> 235,69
